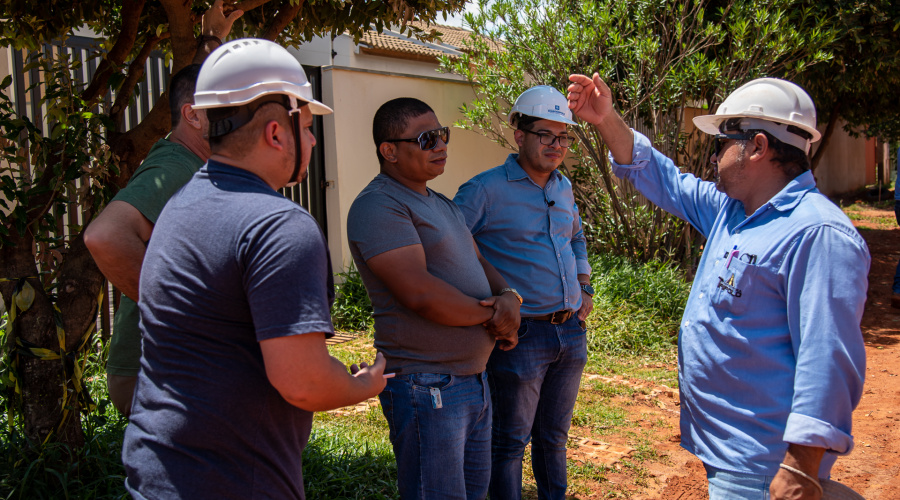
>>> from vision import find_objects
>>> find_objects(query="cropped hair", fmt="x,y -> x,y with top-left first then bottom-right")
744,130 -> 810,178
515,114 -> 541,131
168,64 -> 202,128
372,98 -> 434,165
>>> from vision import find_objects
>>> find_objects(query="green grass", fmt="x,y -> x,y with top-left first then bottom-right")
302,423 -> 398,499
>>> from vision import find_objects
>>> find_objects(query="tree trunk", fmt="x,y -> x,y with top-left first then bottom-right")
0,230 -> 83,448
811,101 -> 842,173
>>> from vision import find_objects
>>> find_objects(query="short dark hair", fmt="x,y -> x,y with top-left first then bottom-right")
208,102 -> 290,156
169,64 -> 202,128
515,114 -> 541,131
372,98 -> 434,165
745,130 -> 810,178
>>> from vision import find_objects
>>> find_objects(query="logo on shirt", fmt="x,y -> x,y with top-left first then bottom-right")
717,274 -> 742,297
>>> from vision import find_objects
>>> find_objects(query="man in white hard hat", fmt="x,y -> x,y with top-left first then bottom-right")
567,73 -> 868,499
84,0 -> 242,416
454,85 -> 593,500
122,39 -> 386,499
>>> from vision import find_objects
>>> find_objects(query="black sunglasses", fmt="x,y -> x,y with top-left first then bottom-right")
521,128 -> 576,148
385,126 -> 450,150
712,132 -> 754,157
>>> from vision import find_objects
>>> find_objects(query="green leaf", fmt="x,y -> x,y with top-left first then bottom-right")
14,281 -> 35,312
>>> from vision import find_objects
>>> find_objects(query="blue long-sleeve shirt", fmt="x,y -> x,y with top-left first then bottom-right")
611,131 -> 868,477
454,154 -> 591,316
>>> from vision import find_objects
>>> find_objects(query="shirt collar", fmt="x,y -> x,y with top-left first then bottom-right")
503,153 -> 562,184
766,170 -> 816,212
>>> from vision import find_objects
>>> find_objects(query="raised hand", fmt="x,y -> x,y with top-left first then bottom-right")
567,73 -> 614,126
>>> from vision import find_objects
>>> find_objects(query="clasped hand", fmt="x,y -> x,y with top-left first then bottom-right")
480,294 -> 521,351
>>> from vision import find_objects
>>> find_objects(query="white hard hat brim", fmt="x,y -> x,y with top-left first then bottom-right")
693,112 -> 821,142
194,81 -> 334,115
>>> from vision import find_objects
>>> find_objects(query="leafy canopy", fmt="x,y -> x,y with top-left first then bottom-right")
442,0 -> 836,264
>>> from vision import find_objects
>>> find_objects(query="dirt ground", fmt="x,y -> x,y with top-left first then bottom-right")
568,205 -> 900,499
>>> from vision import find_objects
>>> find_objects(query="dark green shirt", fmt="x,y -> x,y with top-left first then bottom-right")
106,138 -> 204,377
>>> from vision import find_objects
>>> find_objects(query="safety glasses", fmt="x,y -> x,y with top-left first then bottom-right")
385,126 -> 450,150
712,132 -> 754,157
521,128 -> 576,148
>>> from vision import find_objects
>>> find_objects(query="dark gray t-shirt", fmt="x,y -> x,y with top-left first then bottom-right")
347,173 -> 495,375
123,160 -> 334,500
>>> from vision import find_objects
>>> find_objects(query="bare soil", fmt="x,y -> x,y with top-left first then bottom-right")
567,205 -> 900,499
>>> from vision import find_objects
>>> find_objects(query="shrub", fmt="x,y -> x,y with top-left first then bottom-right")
331,264 -> 375,333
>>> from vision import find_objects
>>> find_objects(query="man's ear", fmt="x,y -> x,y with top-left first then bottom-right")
513,129 -> 525,149
379,142 -> 397,163
182,103 -> 203,130
747,132 -> 769,162
263,120 -> 287,151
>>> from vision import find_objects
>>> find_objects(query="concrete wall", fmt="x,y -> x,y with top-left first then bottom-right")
813,121 -> 868,196
316,61 -> 511,269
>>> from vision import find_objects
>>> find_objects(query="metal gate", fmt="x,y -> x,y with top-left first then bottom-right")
5,37 -> 329,334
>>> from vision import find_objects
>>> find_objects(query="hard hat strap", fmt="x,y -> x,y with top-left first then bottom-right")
290,107 -> 303,185
208,94 -> 291,138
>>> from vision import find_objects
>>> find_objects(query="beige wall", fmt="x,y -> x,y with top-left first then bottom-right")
320,66 -> 512,269
812,120 -> 868,196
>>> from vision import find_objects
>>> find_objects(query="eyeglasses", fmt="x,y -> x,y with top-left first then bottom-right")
521,129 -> 576,148
712,132 -> 754,157
385,127 -> 450,150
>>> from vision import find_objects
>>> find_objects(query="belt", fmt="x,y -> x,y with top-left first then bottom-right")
527,310 -> 575,324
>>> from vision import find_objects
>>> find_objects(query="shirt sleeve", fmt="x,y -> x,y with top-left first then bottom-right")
453,177 -> 489,235
609,130 -> 727,238
240,209 -> 335,341
569,193 -> 591,277
347,192 -> 422,262
781,225 -> 869,454
112,151 -> 200,224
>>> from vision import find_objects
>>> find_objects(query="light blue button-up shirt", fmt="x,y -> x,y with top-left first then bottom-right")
611,131 -> 869,477
454,154 -> 591,316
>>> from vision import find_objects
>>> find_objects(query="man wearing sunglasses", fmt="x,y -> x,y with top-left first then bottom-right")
568,74 -> 868,499
347,97 -> 521,499
454,85 -> 593,500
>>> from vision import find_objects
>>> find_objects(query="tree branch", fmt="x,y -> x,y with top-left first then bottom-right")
160,0 -> 198,68
235,0 -> 272,12
262,0 -> 305,40
82,0 -> 147,103
110,35 -> 167,124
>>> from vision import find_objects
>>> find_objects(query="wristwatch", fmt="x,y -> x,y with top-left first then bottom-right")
580,283 -> 595,297
499,287 -> 523,305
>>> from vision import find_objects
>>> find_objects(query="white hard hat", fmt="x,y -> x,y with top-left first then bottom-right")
194,38 -> 333,116
693,78 -> 821,153
508,85 -> 577,127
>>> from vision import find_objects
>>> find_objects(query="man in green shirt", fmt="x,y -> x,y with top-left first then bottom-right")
84,1 -> 242,415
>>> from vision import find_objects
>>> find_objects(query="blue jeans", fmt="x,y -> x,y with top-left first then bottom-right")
894,201 -> 900,293
705,464 -> 773,500
487,316 -> 587,500
379,371 -> 492,500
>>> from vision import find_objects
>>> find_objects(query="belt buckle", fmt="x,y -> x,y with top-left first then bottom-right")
550,310 -> 569,324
